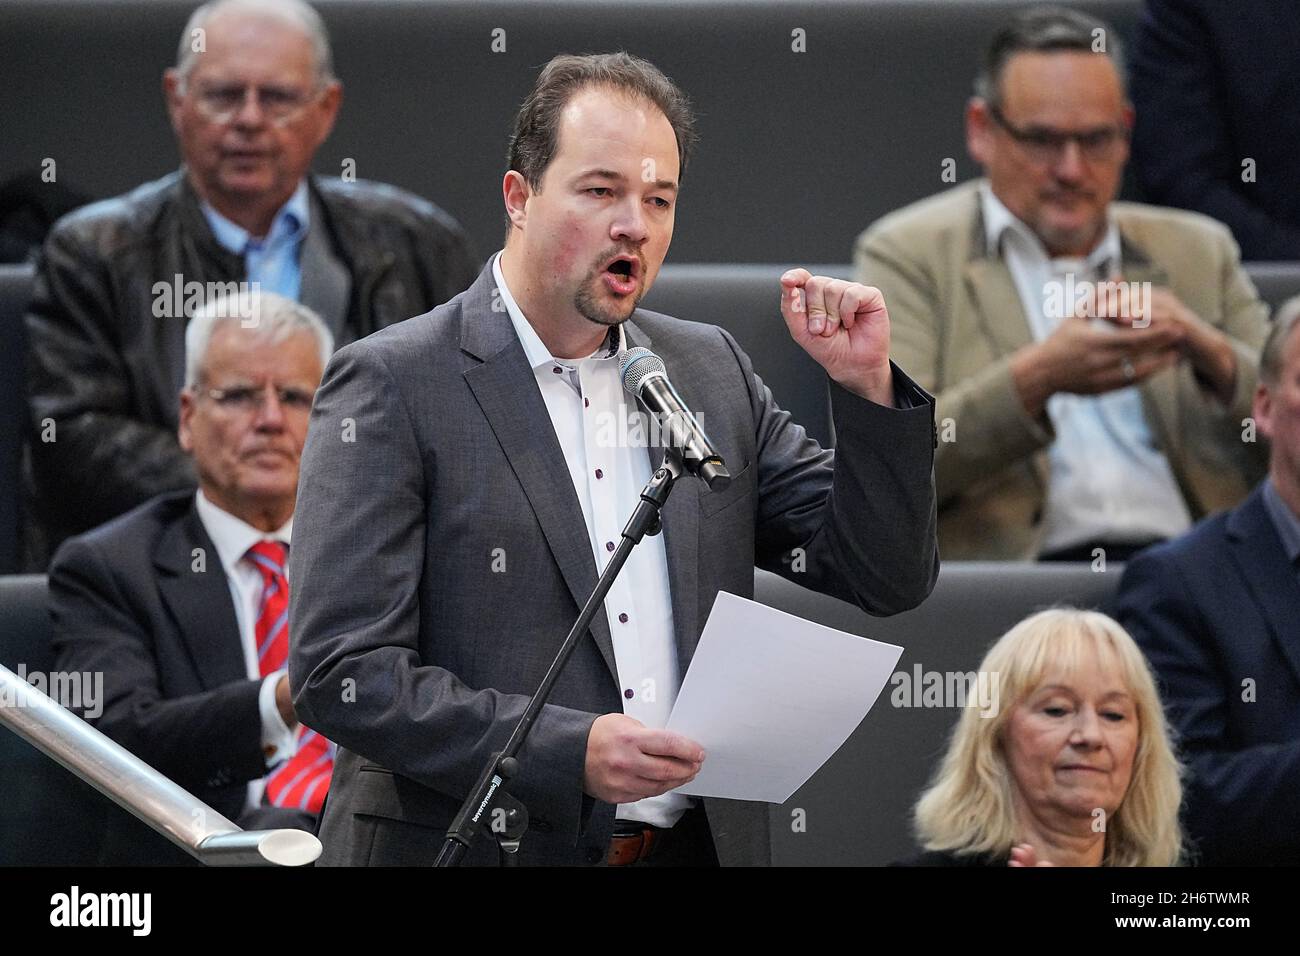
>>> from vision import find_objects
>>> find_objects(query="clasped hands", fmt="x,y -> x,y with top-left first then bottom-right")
1012,280 -> 1237,419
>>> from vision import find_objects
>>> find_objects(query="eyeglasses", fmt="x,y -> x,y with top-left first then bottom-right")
189,82 -> 323,126
202,384 -> 316,414
987,103 -> 1128,164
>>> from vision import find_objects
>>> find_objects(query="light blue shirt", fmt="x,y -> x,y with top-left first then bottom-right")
980,184 -> 1193,553
1261,478 -> 1300,582
201,181 -> 309,300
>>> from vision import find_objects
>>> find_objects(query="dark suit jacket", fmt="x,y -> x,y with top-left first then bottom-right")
1112,485 -> 1300,865
1131,0 -> 1300,259
288,262 -> 939,866
49,490 -> 315,863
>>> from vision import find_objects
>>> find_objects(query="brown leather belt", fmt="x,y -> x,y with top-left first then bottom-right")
606,825 -> 664,866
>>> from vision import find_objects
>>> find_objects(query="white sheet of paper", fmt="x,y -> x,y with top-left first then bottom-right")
665,590 -> 902,803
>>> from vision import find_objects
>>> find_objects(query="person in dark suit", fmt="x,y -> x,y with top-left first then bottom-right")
1130,0 -> 1300,260
1114,299 -> 1300,865
50,291 -> 333,864
288,52 -> 939,868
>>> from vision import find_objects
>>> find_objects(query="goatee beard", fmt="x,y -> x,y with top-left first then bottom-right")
575,275 -> 640,327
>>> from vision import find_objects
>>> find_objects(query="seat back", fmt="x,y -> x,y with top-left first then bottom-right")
0,574 -> 109,865
1245,262 -> 1300,315
0,264 -> 34,573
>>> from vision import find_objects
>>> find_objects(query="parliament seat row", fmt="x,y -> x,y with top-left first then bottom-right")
0,562 -> 1120,866
7,259 -> 1300,573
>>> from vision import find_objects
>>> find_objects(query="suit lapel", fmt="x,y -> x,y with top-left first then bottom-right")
964,201 -> 1036,359
460,265 -> 618,681
624,318 -> 701,668
964,203 -> 1047,489
153,503 -> 247,690
298,187 -> 352,341
964,258 -> 1035,358
1226,489 -> 1300,686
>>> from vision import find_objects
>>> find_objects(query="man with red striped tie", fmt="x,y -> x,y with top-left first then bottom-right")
50,290 -> 334,863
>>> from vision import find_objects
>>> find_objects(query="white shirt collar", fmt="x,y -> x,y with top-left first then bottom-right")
194,489 -> 293,577
491,251 -> 625,370
979,181 -> 1120,274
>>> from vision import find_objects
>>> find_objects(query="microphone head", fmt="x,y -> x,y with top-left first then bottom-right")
619,346 -> 666,397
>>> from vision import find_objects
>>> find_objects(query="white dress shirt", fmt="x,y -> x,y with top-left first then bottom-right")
980,185 -> 1193,554
193,490 -> 299,810
492,252 -> 690,828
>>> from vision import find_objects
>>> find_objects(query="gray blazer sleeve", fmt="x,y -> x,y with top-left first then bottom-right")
720,327 -> 939,615
286,339 -> 598,835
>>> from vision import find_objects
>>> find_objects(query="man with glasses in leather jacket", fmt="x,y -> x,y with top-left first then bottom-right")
25,0 -> 477,561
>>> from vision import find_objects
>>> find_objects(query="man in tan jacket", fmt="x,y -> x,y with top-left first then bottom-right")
855,6 -> 1269,560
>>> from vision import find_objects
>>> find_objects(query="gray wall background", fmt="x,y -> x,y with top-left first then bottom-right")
0,0 -> 1142,264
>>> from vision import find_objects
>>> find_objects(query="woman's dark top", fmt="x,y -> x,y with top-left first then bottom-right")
890,849 -> 1010,867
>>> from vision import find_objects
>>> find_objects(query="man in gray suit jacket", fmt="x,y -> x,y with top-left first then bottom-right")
288,53 -> 938,866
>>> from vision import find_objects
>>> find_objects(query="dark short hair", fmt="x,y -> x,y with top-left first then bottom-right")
506,52 -> 698,191
1262,297 -> 1300,386
975,6 -> 1126,109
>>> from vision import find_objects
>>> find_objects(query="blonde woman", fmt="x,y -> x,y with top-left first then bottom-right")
900,608 -> 1183,866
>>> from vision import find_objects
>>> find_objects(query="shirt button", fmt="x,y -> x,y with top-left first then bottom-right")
605,541 -> 615,552
618,612 -> 629,623
584,397 -> 590,408
624,688 -> 634,699
595,468 -> 603,479
552,366 -> 563,374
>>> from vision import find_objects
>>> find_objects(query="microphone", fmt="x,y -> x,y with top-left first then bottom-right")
619,347 -> 731,490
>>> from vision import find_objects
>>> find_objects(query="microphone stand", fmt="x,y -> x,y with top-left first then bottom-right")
434,446 -> 685,867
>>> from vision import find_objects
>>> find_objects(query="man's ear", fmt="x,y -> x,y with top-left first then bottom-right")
1253,383 -> 1274,443
163,69 -> 185,136
178,388 -> 196,453
1116,101 -> 1136,166
312,80 -> 343,148
966,98 -> 993,167
502,170 -> 532,230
